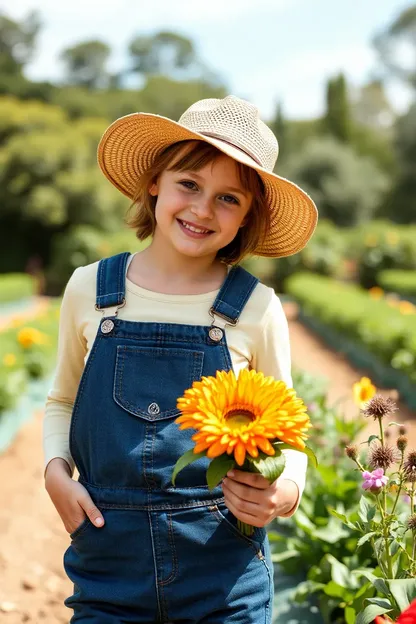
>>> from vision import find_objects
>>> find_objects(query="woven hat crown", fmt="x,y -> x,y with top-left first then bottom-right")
178,95 -> 279,172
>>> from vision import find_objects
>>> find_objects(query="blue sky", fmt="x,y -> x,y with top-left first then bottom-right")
4,0 -> 413,120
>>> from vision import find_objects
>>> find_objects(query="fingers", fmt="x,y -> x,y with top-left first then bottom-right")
79,496 -> 105,527
222,479 -> 260,518
223,495 -> 264,528
222,477 -> 264,504
226,470 -> 270,489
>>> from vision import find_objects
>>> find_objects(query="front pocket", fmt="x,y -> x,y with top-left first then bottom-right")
69,516 -> 92,540
113,345 -> 204,421
209,503 -> 266,551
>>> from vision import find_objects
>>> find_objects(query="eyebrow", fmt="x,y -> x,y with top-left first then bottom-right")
180,170 -> 249,198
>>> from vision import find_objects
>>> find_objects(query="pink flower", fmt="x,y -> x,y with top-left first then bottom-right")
362,468 -> 389,493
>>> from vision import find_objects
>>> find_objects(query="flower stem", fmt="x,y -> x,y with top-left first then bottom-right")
390,452 -> 405,516
237,519 -> 255,537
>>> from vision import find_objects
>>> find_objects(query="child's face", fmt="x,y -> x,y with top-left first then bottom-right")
149,153 -> 252,261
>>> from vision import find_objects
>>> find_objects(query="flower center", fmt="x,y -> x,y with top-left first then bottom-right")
225,409 -> 255,430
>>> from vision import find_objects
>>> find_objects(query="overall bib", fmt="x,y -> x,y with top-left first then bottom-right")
64,252 -> 274,624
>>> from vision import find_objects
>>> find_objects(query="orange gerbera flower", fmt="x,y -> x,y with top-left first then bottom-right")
176,369 -> 311,466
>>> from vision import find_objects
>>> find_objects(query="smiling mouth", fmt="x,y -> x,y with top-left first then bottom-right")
177,219 -> 214,236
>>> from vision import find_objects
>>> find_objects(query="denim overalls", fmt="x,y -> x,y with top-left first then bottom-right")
64,252 -> 274,623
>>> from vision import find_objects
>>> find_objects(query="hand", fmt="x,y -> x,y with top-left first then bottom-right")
221,470 -> 299,528
45,458 -> 105,535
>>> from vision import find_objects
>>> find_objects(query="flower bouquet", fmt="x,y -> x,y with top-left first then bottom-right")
171,369 -> 316,535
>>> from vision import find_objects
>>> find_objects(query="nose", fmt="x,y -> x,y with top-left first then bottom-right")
190,196 -> 214,220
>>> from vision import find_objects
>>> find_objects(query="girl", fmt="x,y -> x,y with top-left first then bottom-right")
44,95 -> 318,623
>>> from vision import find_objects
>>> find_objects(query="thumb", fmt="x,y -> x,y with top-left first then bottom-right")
81,498 -> 105,528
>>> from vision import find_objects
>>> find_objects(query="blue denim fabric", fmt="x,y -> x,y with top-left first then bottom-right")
64,252 -> 273,623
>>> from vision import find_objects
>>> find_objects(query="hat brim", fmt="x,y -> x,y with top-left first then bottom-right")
97,112 -> 318,258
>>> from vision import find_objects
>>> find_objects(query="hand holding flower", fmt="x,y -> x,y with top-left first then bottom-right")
222,470 -> 299,526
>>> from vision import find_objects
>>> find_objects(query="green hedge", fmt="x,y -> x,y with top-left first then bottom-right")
285,273 -> 416,406
377,269 -> 416,300
0,273 -> 35,304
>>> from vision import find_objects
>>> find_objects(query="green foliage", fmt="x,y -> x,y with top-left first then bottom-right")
46,226 -> 143,294
0,11 -> 40,75
0,273 -> 35,303
285,272 -> 416,384
128,31 -> 197,78
60,40 -> 111,89
373,5 -> 416,89
345,220 -> 416,288
378,269 -> 416,299
283,137 -> 389,226
271,369 -> 416,623
323,73 -> 351,143
270,370 -> 371,624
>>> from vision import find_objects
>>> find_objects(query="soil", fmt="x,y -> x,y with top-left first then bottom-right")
0,300 -> 414,623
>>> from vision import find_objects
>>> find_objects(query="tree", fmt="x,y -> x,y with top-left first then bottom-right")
374,5 -> 416,89
0,97 -> 127,274
128,31 -> 196,78
323,73 -> 351,142
282,137 -> 390,226
351,80 -> 395,128
0,11 -> 40,75
270,102 -> 289,166
380,104 -> 416,223
60,40 -> 111,89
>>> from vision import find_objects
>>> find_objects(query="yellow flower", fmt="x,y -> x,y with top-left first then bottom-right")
17,327 -> 48,349
365,234 -> 378,247
3,353 -> 17,367
399,301 -> 415,315
368,286 -> 384,300
353,377 -> 376,407
386,232 -> 399,246
176,369 -> 311,467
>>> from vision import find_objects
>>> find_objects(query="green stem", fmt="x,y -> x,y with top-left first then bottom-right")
390,452 -> 404,516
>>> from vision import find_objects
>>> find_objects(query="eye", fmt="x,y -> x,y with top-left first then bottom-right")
179,180 -> 198,191
220,194 -> 239,205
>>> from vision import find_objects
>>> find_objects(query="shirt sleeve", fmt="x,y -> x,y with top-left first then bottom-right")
43,268 -> 87,476
252,291 -> 308,517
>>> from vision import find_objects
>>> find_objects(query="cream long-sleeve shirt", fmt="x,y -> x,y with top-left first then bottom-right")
44,255 -> 307,514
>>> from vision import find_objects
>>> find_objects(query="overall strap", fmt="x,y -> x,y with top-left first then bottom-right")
95,252 -> 131,310
210,266 -> 259,325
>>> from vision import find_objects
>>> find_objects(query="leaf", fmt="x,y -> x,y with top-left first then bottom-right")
171,449 -> 205,486
274,442 -> 318,467
206,455 -> 235,491
367,598 -> 394,609
271,549 -> 299,563
246,449 -> 286,483
357,532 -> 377,548
345,606 -> 356,624
358,496 -> 377,524
386,579 -> 416,612
355,604 -> 393,624
328,508 -> 359,531
314,517 -> 350,543
324,581 -> 349,598
360,434 -> 381,446
327,554 -> 358,590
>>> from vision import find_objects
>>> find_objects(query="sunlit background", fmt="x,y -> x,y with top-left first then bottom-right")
0,2 -> 415,622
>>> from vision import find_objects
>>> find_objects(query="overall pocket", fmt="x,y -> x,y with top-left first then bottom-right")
113,345 -> 204,421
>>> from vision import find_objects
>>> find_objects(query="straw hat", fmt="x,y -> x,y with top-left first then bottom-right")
98,95 -> 318,258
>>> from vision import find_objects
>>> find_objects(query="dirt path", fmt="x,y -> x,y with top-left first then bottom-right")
0,303 -> 414,622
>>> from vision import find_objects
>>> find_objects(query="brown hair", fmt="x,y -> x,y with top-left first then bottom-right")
125,140 -> 269,264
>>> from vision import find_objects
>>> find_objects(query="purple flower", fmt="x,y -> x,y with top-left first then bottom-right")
362,468 -> 389,493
